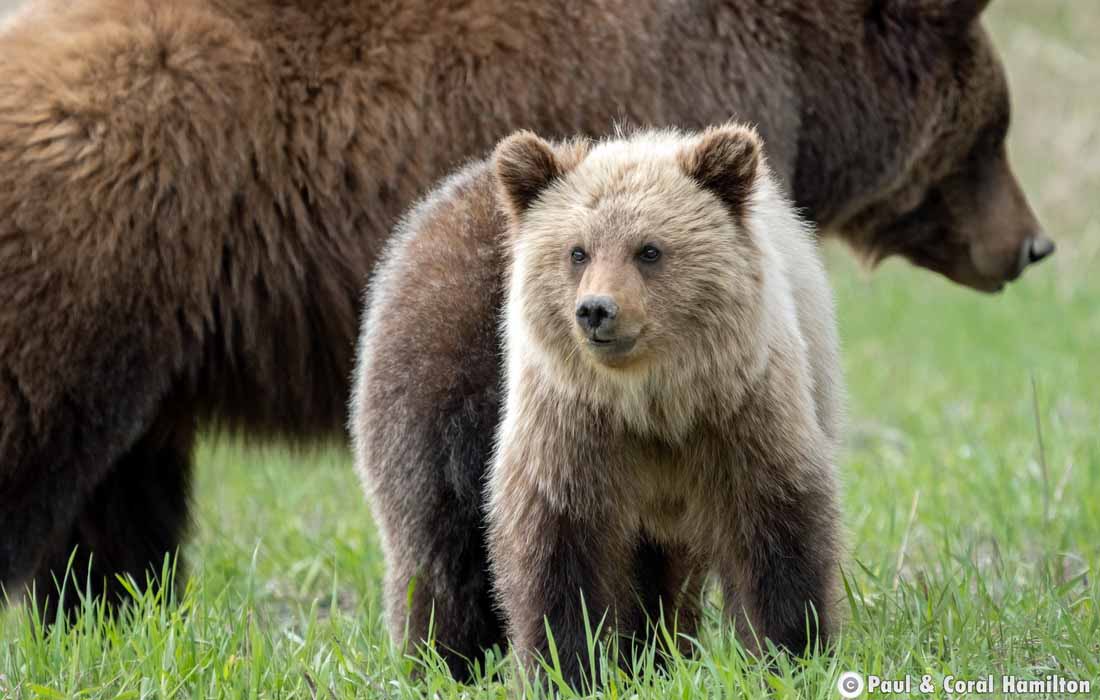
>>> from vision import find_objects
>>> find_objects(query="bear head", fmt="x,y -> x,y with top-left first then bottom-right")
494,126 -> 778,379
803,0 -> 1053,291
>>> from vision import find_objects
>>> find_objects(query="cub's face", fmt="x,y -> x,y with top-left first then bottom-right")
838,0 -> 1053,291
494,127 -> 764,372
562,232 -> 661,369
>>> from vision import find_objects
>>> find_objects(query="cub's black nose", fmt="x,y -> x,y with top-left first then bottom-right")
1026,235 -> 1055,264
575,295 -> 619,332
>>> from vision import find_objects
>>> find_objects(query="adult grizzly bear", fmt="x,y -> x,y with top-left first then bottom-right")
1,0 -> 1048,621
481,124 -> 842,686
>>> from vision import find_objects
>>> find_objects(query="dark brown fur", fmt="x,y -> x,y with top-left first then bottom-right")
1,0 -> 1044,628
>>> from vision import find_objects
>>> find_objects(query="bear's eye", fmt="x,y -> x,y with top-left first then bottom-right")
570,247 -> 588,264
638,245 -> 662,263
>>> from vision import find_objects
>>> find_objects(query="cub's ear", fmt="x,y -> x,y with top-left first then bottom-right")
679,123 -> 762,214
494,131 -> 582,221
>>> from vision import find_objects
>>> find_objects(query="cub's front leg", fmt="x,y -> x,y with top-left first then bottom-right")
717,369 -> 842,657
486,421 -> 639,688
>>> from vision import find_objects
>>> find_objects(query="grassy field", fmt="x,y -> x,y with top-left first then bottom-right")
3,2 -> 1099,698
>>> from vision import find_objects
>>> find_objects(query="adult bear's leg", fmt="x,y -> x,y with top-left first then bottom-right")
0,0 -> 246,603
27,414 -> 196,621
0,312 -> 193,606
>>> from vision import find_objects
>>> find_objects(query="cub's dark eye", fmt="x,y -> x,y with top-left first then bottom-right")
638,245 -> 662,263
570,247 -> 587,264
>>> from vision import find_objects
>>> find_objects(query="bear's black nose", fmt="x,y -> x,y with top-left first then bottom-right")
575,296 -> 619,333
1025,235 -> 1055,264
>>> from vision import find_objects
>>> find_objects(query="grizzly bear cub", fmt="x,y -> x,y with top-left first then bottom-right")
483,125 -> 842,683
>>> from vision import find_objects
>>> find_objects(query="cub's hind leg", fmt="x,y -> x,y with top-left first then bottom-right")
633,539 -> 706,660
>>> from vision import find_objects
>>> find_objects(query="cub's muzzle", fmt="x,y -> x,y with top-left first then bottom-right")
575,295 -> 619,338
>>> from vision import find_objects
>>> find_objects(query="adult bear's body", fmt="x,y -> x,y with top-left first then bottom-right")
0,0 -> 1042,627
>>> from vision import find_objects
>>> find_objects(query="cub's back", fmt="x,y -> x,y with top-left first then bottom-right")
353,161 -> 507,511
752,176 -> 843,445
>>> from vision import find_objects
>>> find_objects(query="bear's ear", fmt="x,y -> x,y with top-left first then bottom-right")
911,0 -> 992,30
678,124 -> 762,215
493,131 -> 575,221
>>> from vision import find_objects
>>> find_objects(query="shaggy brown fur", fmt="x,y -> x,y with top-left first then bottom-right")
2,0 -> 1046,632
484,126 -> 841,687
353,125 -> 848,679
348,0 -> 1054,680
355,125 -> 844,681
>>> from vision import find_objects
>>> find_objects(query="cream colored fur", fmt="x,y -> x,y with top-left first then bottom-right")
486,126 -> 844,676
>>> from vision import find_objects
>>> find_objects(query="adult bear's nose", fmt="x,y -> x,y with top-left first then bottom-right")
1025,235 -> 1055,265
575,295 -> 619,333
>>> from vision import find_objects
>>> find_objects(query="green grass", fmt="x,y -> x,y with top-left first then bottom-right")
3,2 -> 1099,697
